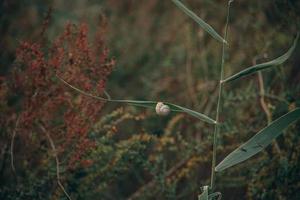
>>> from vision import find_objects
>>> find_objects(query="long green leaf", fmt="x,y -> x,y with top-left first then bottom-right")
223,33 -> 299,83
215,108 -> 300,172
57,75 -> 216,124
172,0 -> 226,44
166,103 -> 216,124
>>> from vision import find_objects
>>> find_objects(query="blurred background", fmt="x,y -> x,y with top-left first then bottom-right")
1,0 -> 300,199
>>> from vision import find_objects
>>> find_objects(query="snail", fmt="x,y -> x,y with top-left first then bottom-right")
155,102 -> 170,116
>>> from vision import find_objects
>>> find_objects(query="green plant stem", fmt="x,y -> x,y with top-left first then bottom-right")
210,0 -> 233,190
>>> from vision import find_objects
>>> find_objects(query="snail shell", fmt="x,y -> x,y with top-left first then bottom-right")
155,102 -> 170,116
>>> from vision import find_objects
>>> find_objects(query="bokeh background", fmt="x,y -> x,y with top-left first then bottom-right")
1,0 -> 300,199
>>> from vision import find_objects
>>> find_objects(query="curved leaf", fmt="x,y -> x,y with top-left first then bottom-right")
166,103 -> 217,124
57,75 -> 216,124
172,0 -> 226,44
114,101 -> 216,124
223,33 -> 299,83
215,108 -> 300,172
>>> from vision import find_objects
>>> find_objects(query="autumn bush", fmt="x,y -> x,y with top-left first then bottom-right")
0,20 -> 115,199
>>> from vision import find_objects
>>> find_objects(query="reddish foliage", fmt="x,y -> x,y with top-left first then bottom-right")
5,23 -> 114,170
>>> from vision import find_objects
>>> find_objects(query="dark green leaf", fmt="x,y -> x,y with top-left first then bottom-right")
223,33 -> 299,83
166,103 -> 216,124
172,0 -> 226,44
215,108 -> 300,172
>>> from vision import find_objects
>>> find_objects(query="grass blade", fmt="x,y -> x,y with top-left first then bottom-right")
223,33 -> 299,83
166,103 -> 216,124
215,108 -> 300,172
57,75 -> 216,124
172,0 -> 226,44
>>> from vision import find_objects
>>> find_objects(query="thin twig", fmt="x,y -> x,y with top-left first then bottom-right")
104,90 -> 111,100
40,7 -> 53,37
258,73 -> 272,124
38,124 -> 72,200
10,116 -> 20,177
252,54 -> 273,124
210,0 -> 233,190
256,67 -> 281,155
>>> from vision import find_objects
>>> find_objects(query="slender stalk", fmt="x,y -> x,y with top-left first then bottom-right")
257,72 -> 281,154
253,55 -> 281,155
10,116 -> 20,178
38,124 -> 72,200
210,0 -> 233,190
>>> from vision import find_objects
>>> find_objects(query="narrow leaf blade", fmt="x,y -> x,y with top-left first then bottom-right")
126,101 -> 216,124
223,33 -> 299,83
57,75 -> 216,124
172,0 -> 226,44
166,103 -> 217,124
216,108 -> 300,172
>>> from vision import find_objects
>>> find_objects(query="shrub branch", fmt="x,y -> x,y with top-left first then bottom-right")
38,123 -> 72,200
